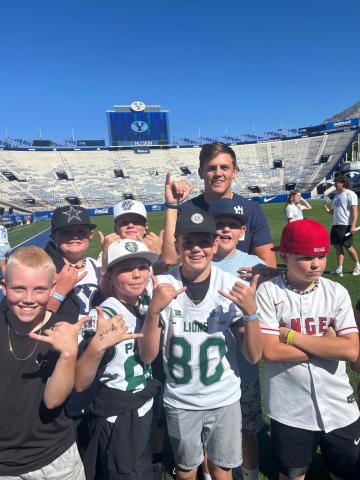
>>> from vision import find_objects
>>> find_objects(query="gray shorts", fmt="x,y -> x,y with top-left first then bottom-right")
0,443 -> 85,480
165,400 -> 242,470
240,377 -> 264,435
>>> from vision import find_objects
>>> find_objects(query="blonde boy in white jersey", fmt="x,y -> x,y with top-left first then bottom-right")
139,208 -> 263,480
257,219 -> 360,480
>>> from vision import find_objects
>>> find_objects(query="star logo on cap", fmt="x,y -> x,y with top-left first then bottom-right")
191,213 -> 204,224
62,206 -> 83,223
124,241 -> 139,253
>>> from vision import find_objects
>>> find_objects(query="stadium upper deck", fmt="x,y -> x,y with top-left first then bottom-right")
0,120 -> 358,211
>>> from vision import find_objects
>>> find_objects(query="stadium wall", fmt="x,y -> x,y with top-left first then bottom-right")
33,203 -> 166,221
32,193 -> 311,222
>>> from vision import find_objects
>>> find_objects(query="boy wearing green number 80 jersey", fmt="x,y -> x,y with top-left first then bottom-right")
139,208 -> 263,480
75,239 -> 161,480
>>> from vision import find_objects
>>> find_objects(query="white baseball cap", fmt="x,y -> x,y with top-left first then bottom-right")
106,239 -> 159,271
113,200 -> 147,222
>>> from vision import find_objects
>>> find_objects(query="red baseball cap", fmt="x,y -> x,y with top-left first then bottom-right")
273,219 -> 329,255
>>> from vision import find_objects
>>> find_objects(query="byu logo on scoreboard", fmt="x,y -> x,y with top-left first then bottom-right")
130,101 -> 146,112
131,121 -> 149,133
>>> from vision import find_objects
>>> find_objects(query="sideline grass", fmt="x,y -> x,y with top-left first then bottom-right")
8,219 -> 51,247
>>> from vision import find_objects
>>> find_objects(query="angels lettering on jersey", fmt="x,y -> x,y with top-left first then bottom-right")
279,316 -> 335,335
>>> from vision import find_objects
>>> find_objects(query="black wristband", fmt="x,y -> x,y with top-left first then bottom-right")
165,202 -> 180,209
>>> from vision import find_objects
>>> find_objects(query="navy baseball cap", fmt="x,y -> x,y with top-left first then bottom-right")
51,206 -> 96,232
175,208 -> 217,237
208,198 -> 248,225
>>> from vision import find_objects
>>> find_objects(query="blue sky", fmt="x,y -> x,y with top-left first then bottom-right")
1,0 -> 359,143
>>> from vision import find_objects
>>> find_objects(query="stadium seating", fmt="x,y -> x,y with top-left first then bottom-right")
0,129 -> 356,210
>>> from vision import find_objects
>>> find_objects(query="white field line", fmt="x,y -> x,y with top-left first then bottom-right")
13,228 -> 50,249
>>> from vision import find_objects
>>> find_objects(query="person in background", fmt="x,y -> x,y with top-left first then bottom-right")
45,205 -> 102,324
98,199 -> 163,276
161,142 -> 276,267
208,198 -> 265,480
0,219 -> 11,278
45,205 -> 102,452
284,190 -> 312,223
323,175 -> 360,276
351,301 -> 360,405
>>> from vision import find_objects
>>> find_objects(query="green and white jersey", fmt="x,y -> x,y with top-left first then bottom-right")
82,295 -> 152,393
158,265 -> 243,410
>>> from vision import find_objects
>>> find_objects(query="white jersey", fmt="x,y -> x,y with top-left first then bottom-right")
257,275 -> 359,432
81,294 -> 152,393
74,257 -> 102,319
285,204 -> 305,222
158,265 -> 243,410
0,225 -> 9,245
332,189 -> 358,225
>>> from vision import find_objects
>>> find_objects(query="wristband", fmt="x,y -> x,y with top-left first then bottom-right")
164,202 -> 180,209
243,312 -> 259,322
286,329 -> 295,345
52,292 -> 65,302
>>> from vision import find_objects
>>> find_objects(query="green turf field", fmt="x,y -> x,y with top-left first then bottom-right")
7,203 -> 360,480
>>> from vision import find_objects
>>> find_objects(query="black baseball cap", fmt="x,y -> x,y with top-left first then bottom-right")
175,208 -> 217,237
51,206 -> 96,232
208,198 -> 248,225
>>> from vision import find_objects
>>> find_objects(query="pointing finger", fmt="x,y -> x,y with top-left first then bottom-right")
77,316 -> 91,329
29,331 -> 53,343
126,333 -> 144,340
218,289 -> 235,303
175,286 -> 187,297
98,231 -> 105,245
151,274 -> 158,288
250,274 -> 260,291
76,270 -> 88,283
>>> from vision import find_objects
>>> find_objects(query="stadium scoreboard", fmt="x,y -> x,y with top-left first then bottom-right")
106,101 -> 170,146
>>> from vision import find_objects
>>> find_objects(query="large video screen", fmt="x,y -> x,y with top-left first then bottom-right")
108,111 -> 170,146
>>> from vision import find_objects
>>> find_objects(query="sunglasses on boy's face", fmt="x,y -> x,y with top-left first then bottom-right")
215,220 -> 245,230
179,236 -> 215,250
115,215 -> 146,228
55,226 -> 92,239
